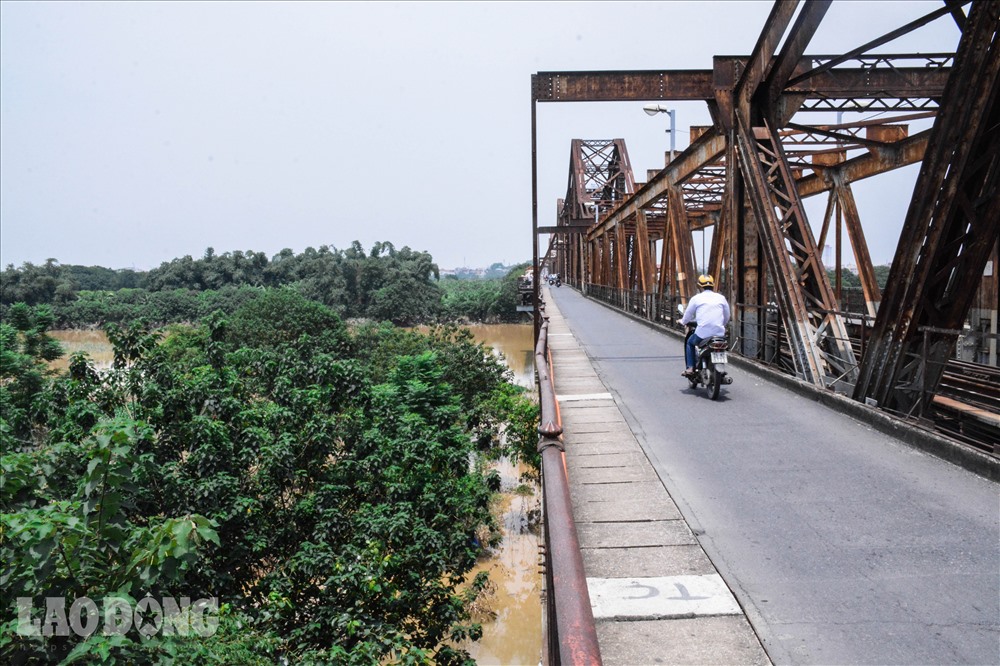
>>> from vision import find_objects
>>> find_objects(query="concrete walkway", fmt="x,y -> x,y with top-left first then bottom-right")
542,290 -> 771,666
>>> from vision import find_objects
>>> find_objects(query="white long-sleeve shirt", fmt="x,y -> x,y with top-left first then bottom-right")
680,289 -> 731,338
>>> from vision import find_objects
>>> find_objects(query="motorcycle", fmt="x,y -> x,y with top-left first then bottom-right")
547,274 -> 561,287
684,323 -> 733,400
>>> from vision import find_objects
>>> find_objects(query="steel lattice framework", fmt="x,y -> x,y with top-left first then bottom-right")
531,0 -> 999,431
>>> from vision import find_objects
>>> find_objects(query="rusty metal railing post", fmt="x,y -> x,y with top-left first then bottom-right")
535,315 -> 603,666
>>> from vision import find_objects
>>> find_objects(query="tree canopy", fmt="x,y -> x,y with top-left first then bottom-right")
1,293 -> 538,664
2,245 -> 531,327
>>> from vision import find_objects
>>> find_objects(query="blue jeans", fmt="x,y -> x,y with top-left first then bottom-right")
685,333 -> 705,369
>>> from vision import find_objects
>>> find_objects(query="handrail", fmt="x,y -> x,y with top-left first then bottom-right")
536,319 -> 562,438
535,312 -> 603,666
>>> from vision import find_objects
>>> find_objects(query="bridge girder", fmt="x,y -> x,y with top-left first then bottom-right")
533,0 -> 997,413
852,0 -> 1000,416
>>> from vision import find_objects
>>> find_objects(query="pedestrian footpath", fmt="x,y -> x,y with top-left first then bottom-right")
541,289 -> 771,666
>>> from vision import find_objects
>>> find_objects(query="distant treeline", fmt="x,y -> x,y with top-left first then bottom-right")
0,243 -> 531,327
825,265 -> 892,289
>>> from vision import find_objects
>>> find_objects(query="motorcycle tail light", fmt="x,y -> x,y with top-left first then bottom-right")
710,340 -> 727,351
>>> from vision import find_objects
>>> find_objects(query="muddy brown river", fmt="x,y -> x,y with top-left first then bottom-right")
461,324 -> 542,665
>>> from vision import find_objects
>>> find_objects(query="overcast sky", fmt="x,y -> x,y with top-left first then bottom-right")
1,1 -> 960,271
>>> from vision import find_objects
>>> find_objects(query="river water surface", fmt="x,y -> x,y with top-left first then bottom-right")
461,324 -> 542,665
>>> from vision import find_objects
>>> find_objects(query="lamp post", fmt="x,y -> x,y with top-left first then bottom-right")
643,104 -> 676,157
701,228 -> 706,275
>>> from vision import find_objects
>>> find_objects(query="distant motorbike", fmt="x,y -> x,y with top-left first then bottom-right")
547,274 -> 561,287
684,323 -> 733,400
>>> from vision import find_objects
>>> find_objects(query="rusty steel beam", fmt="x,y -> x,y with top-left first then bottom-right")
734,0 -> 801,121
786,2 -> 965,88
667,184 -> 699,302
945,0 -> 969,30
576,132 -> 715,303
834,179 -> 882,317
720,138 -> 742,310
708,190 -> 730,286
796,130 -> 930,196
635,211 -> 654,292
532,65 -> 951,104
725,0 -> 860,386
615,224 -> 628,289
764,0 -> 832,120
785,121 -> 902,151
533,70 -> 713,102
735,116 -> 859,385
538,0 -> 997,428
854,0 -> 1000,415
561,139 -> 635,224
600,236 -> 611,287
554,139 -> 638,282
586,132 -> 726,240
783,66 -> 950,100
657,227 -> 671,295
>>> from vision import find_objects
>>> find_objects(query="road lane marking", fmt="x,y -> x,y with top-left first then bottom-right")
558,393 -> 614,402
587,574 -> 741,620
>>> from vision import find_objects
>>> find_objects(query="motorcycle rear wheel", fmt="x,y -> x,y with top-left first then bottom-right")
707,366 -> 721,400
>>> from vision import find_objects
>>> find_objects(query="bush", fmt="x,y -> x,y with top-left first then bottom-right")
1,297 -> 537,664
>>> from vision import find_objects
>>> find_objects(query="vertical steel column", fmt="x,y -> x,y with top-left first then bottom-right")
636,213 -> 652,292
855,0 -> 1000,413
735,117 -> 858,385
835,178 -> 882,318
667,185 -> 697,303
531,96 -> 540,339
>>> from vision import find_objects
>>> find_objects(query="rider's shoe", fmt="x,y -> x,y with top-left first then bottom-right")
681,368 -> 695,378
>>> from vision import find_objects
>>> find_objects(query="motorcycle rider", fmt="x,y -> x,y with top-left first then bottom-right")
679,274 -> 730,378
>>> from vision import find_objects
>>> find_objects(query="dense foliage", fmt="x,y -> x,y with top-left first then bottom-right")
51,286 -> 266,329
439,263 -> 531,324
1,292 -> 538,664
1,245 -> 530,327
824,265 -> 891,289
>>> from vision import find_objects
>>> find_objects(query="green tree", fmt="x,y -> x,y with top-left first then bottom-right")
0,304 -> 64,443
2,291 -> 537,664
1,260 -> 77,307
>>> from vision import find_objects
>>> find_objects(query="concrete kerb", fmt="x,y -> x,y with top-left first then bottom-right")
575,288 -> 1000,483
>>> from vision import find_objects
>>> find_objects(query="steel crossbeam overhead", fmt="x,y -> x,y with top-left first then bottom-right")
532,62 -> 951,105
531,0 -> 996,411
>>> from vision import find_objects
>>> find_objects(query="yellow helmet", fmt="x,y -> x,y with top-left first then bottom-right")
697,274 -> 715,288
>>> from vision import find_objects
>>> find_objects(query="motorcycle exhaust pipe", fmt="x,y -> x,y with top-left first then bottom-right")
723,375 -> 733,384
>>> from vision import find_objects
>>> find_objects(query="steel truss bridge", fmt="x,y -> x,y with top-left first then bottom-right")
530,0 -> 999,453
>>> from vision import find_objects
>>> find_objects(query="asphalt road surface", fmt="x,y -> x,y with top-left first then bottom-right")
550,287 -> 999,666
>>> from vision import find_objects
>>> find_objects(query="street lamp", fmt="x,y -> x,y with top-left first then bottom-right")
643,104 -> 676,156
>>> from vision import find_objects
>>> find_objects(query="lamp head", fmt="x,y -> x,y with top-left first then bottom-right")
643,104 -> 664,116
